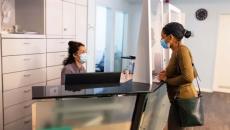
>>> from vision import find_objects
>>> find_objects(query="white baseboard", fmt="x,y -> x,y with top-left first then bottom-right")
197,87 -> 230,93
195,87 -> 213,93
200,88 -> 213,93
213,89 -> 230,93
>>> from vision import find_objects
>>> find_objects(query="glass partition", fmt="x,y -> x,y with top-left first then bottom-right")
139,84 -> 170,130
94,0 -> 142,74
33,96 -> 136,130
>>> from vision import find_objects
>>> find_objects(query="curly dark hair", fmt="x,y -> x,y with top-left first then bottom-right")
63,41 -> 85,65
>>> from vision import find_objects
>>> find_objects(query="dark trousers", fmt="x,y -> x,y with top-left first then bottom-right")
168,104 -> 192,130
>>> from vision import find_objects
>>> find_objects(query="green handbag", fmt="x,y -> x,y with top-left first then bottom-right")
174,93 -> 204,127
173,69 -> 204,127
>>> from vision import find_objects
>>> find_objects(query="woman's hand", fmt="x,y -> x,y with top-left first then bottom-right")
158,70 -> 167,82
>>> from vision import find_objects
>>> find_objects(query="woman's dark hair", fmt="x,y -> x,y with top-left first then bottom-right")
63,41 -> 85,65
162,22 -> 192,41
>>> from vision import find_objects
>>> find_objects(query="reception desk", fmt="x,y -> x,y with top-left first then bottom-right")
32,81 -> 164,130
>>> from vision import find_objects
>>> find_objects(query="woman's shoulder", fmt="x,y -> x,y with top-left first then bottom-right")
62,63 -> 75,72
64,63 -> 75,67
62,63 -> 70,69
180,44 -> 189,50
179,44 -> 190,53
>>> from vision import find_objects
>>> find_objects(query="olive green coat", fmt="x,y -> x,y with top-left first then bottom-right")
165,44 -> 198,101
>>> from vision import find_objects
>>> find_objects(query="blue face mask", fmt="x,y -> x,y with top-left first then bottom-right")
80,53 -> 88,63
160,39 -> 169,49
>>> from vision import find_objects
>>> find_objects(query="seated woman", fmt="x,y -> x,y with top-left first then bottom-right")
61,41 -> 87,84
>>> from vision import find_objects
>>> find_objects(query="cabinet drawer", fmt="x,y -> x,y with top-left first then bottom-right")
3,54 -> 46,73
2,39 -> 46,56
3,68 -> 46,91
4,101 -> 32,124
47,52 -> 67,66
47,78 -> 61,86
47,66 -> 63,80
63,0 -> 75,3
47,39 -> 74,52
4,82 -> 46,108
4,116 -> 32,130
47,39 -> 68,52
76,0 -> 87,5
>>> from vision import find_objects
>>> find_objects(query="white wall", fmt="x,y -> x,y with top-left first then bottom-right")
172,0 -> 230,91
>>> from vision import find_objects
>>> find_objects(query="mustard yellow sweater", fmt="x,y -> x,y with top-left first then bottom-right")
165,44 -> 198,101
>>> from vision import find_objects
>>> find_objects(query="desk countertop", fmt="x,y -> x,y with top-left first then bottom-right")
32,80 -> 163,99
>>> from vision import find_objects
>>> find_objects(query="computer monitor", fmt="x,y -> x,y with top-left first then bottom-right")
65,72 -> 121,90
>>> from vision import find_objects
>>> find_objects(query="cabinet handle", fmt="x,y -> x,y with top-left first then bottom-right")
24,89 -> 31,93
88,25 -> 95,29
23,58 -> 31,61
24,105 -> 31,109
24,42 -> 31,45
24,120 -> 31,124
64,28 -> 67,31
24,74 -> 31,77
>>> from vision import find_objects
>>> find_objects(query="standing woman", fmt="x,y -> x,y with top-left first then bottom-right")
61,41 -> 87,84
158,22 -> 198,130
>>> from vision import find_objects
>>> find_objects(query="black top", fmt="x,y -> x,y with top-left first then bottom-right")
32,80 -> 162,99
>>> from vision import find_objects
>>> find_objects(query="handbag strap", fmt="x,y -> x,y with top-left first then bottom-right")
193,64 -> 202,96
152,81 -> 165,92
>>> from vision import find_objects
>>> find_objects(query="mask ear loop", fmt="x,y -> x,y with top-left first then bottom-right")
165,35 -> 171,48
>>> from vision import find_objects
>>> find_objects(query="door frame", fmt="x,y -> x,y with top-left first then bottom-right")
213,14 -> 230,93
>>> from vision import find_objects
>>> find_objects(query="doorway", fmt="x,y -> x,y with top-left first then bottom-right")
95,5 -> 127,72
214,14 -> 230,93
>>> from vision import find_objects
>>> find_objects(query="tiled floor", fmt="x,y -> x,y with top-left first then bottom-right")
191,92 -> 230,130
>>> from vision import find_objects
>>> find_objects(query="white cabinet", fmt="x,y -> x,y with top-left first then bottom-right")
47,52 -> 68,66
0,0 -> 88,128
63,1 -> 76,37
2,39 -> 46,56
3,68 -> 46,91
47,39 -> 67,52
47,65 -> 63,80
1,36 -> 47,129
4,86 -> 31,108
46,0 -> 63,36
47,38 -> 75,52
4,101 -> 32,124
76,4 -> 87,43
47,78 -> 61,86
4,82 -> 45,108
2,54 -> 46,73
63,0 -> 76,3
4,116 -> 32,130
76,0 -> 87,5
46,0 -> 76,37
